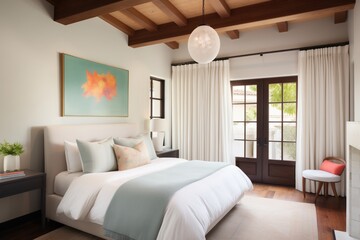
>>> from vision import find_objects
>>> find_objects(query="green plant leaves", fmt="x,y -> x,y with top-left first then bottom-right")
0,141 -> 24,156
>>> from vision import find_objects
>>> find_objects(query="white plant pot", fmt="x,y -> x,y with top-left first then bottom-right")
3,155 -> 20,171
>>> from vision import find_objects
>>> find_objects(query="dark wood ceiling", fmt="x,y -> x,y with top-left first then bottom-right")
49,0 -> 355,49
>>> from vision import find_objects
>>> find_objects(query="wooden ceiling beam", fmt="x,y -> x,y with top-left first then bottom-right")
128,0 -> 355,47
121,7 -> 157,32
100,14 -> 135,35
226,30 -> 240,39
334,11 -> 348,23
208,0 -> 231,18
208,0 -> 239,39
152,0 -> 187,26
165,41 -> 179,49
277,22 -> 288,32
53,0 -> 152,25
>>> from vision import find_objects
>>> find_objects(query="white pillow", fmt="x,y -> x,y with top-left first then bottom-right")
76,138 -> 117,173
64,141 -> 83,172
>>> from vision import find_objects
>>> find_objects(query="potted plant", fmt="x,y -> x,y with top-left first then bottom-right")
0,141 -> 24,171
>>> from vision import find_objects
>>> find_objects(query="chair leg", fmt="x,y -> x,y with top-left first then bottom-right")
302,177 -> 306,198
324,183 -> 329,197
330,182 -> 339,198
316,182 -> 323,200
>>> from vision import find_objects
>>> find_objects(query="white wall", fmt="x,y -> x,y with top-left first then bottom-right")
172,17 -> 348,65
229,50 -> 298,80
0,0 -> 172,222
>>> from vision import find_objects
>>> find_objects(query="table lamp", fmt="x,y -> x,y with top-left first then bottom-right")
150,118 -> 166,151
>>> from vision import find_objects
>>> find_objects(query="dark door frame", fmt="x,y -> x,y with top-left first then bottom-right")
231,76 -> 297,186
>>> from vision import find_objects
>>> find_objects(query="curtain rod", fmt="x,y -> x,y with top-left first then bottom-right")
171,41 -> 349,66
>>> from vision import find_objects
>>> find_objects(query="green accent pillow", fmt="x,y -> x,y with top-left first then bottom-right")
113,133 -> 157,160
76,138 -> 117,173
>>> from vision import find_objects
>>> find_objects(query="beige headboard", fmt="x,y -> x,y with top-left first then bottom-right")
44,123 -> 139,195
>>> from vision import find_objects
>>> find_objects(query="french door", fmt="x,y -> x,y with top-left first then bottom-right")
231,76 -> 297,186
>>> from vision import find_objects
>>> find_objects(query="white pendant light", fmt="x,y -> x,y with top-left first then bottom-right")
188,0 -> 220,64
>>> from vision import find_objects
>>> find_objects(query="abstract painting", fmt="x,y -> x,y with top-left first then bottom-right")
61,53 -> 129,116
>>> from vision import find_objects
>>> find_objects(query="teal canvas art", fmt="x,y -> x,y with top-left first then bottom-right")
61,53 -> 129,116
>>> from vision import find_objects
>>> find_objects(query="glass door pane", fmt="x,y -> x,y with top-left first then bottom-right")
232,84 -> 257,160
267,82 -> 297,161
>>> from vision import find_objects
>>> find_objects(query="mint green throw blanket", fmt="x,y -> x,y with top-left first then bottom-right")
103,160 -> 228,240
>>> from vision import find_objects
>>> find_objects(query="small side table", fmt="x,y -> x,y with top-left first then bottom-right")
156,149 -> 179,158
0,170 -> 46,227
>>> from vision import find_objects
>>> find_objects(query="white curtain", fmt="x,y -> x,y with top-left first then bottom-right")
171,60 -> 234,164
296,45 -> 349,196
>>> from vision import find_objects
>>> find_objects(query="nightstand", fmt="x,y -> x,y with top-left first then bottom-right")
156,149 -> 179,158
0,170 -> 46,227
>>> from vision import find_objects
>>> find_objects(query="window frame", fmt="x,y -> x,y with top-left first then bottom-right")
150,76 -> 165,119
230,76 -> 298,186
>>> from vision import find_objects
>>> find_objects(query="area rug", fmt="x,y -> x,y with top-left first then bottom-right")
207,196 -> 318,240
36,196 -> 318,240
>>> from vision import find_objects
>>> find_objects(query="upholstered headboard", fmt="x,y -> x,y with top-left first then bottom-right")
44,123 -> 139,195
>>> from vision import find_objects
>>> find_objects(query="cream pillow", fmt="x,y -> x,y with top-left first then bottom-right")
113,141 -> 151,171
64,141 -> 83,172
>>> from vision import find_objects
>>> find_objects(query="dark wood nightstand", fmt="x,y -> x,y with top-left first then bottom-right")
156,149 -> 179,158
0,170 -> 46,227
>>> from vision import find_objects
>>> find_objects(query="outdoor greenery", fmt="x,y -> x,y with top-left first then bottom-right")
269,83 -> 296,115
0,141 -> 24,156
248,83 -> 297,160
283,126 -> 296,160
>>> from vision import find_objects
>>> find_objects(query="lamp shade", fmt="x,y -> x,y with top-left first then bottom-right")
150,118 -> 166,132
188,25 -> 220,64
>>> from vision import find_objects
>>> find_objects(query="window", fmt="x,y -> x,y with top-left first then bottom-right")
150,77 -> 165,118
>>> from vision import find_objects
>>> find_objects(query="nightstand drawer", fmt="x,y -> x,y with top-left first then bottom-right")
156,149 -> 179,158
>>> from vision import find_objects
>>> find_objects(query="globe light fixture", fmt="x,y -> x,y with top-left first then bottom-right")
188,0 -> 220,64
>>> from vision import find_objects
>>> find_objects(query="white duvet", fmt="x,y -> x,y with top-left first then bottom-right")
57,158 -> 253,240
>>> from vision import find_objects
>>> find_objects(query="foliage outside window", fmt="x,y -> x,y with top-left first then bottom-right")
268,82 -> 297,161
232,79 -> 297,161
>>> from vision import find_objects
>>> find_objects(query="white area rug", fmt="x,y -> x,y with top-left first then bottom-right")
35,226 -> 102,240
36,196 -> 318,240
207,196 -> 318,240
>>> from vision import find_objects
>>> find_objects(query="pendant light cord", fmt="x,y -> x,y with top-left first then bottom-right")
202,0 -> 205,25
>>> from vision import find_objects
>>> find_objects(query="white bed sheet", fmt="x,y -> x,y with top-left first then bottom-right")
57,158 -> 253,240
54,171 -> 84,196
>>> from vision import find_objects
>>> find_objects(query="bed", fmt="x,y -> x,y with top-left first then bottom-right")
44,123 -> 252,239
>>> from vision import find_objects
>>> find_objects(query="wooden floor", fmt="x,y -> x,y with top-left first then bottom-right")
0,211 -> 62,240
0,183 -> 345,240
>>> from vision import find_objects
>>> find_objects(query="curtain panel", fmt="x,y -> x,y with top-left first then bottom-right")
296,45 -> 349,196
171,60 -> 234,164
